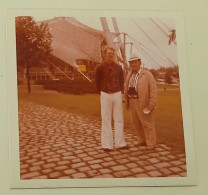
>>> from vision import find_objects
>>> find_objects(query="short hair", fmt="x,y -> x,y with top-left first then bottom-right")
103,46 -> 115,56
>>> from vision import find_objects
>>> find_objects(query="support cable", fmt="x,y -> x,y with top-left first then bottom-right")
149,18 -> 176,45
132,19 -> 175,66
133,43 -> 160,69
127,34 -> 171,66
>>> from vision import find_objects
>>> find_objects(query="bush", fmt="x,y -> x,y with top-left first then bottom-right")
165,72 -> 173,84
35,79 -> 98,94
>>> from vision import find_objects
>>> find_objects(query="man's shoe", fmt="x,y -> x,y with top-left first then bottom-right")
102,148 -> 112,152
135,143 -> 147,147
145,145 -> 156,150
117,145 -> 129,150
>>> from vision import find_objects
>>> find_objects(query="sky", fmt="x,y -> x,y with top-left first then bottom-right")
34,15 -> 178,69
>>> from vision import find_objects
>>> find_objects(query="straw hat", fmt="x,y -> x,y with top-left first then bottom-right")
128,53 -> 141,62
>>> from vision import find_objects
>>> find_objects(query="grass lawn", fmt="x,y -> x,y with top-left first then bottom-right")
18,84 -> 185,153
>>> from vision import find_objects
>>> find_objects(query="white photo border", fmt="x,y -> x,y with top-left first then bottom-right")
6,8 -> 196,188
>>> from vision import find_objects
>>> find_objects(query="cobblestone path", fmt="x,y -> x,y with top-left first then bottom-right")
18,100 -> 187,179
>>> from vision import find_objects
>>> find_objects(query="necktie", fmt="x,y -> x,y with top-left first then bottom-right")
129,73 -> 137,88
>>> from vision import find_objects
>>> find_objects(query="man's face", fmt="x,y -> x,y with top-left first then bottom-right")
105,49 -> 115,63
129,59 -> 141,72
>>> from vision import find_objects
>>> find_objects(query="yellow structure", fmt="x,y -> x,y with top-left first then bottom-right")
78,65 -> 87,72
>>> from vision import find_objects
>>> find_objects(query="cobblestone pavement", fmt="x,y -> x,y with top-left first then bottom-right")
18,100 -> 187,179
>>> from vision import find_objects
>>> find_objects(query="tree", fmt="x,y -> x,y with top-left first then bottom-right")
169,29 -> 176,45
149,69 -> 159,80
165,72 -> 173,84
15,16 -> 52,93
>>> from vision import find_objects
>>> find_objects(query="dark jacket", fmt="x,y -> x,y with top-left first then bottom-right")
95,62 -> 124,93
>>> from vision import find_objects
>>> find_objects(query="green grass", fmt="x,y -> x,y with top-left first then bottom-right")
155,89 -> 185,153
18,84 -> 185,153
18,85 -> 101,118
157,83 -> 181,90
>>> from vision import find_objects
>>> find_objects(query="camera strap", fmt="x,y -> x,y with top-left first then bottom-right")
128,72 -> 140,92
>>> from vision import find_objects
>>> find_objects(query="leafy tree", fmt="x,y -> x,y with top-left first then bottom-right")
15,16 -> 52,93
165,72 -> 173,84
169,29 -> 176,45
149,69 -> 159,80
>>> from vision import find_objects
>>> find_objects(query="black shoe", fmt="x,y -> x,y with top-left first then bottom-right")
146,146 -> 156,150
135,143 -> 147,147
102,148 -> 112,152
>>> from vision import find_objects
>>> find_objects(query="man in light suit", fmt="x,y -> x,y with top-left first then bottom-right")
124,53 -> 157,150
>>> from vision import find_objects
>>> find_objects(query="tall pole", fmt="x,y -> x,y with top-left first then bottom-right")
100,17 -> 114,47
130,42 -> 133,55
123,33 -> 128,79
111,17 -> 128,79
111,18 -> 123,63
100,17 -> 118,63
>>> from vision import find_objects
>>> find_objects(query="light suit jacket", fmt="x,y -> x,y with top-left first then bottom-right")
124,68 -> 157,110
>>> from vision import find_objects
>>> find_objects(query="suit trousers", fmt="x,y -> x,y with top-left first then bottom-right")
100,91 -> 126,149
129,98 -> 156,147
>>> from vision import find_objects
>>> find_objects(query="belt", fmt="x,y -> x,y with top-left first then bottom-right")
101,90 -> 121,94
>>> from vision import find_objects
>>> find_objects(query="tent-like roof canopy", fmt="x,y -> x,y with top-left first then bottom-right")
44,17 -> 106,68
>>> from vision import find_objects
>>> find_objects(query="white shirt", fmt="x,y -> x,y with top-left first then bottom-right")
129,69 -> 141,92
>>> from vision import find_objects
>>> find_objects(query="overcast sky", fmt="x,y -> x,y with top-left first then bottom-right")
34,16 -> 178,69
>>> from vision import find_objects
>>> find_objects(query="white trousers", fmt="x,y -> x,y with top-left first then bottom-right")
100,91 -> 126,149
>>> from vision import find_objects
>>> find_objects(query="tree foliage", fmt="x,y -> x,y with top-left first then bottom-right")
15,16 -> 52,67
15,16 -> 52,93
165,72 -> 173,84
149,69 -> 159,80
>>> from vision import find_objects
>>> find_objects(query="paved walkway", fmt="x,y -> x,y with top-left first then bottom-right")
18,100 -> 187,179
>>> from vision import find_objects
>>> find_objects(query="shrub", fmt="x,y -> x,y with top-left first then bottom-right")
37,79 -> 98,94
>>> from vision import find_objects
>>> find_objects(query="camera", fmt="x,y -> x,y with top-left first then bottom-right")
128,87 -> 138,98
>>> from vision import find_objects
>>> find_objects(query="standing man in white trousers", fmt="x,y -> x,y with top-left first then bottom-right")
95,46 -> 127,151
